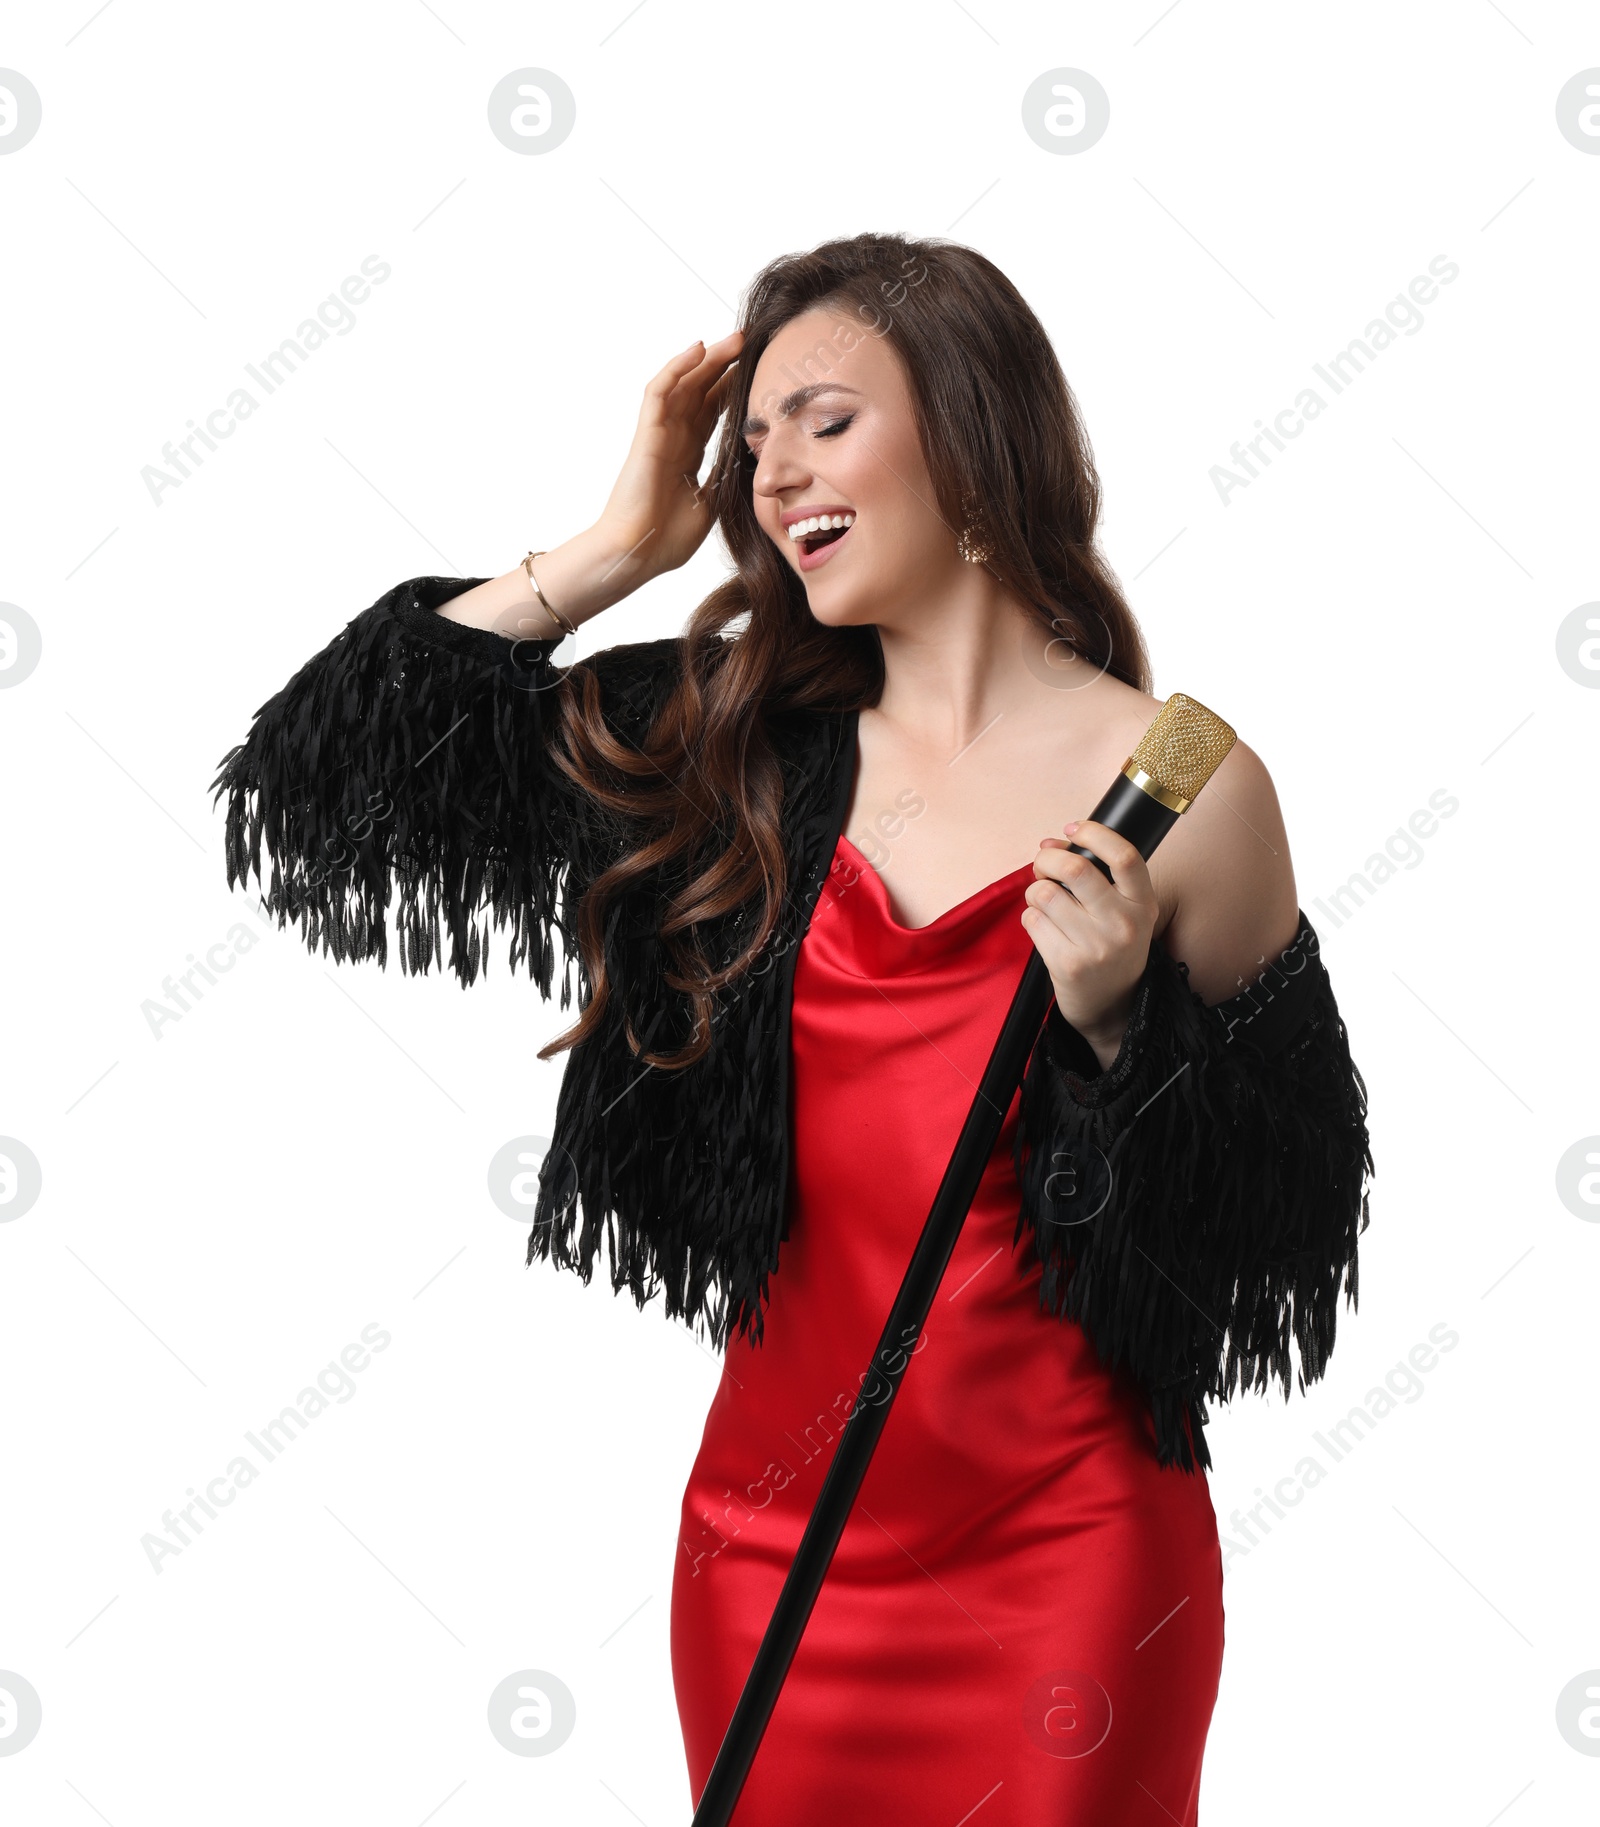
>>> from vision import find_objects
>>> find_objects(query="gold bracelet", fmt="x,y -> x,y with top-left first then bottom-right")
521,550 -> 579,639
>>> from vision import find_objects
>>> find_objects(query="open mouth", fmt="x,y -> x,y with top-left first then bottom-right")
790,513 -> 856,571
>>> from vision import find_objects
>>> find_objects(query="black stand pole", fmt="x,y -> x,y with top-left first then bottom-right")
690,941 -> 1058,1823
688,819 -> 1165,1824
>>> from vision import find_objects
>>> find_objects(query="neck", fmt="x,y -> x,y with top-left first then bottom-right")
872,573 -> 1063,751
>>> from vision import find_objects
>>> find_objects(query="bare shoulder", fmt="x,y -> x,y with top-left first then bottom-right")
1071,669 -> 1163,771
1146,714 -> 1302,1005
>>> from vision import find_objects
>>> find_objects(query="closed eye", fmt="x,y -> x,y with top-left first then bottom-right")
744,413 -> 856,461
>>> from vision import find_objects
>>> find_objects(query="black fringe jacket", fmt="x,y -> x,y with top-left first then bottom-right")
212,574 -> 1374,1473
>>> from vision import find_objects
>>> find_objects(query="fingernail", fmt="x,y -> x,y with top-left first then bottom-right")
1064,820 -> 1080,834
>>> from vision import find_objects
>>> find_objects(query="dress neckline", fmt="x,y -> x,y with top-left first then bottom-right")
835,834 -> 1035,935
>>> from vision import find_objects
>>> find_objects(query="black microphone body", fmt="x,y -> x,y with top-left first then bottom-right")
1066,770 -> 1182,878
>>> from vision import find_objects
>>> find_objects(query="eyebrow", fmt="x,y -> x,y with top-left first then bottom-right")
740,383 -> 862,439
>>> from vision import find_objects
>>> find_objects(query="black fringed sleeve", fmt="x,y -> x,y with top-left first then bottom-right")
1011,911 -> 1374,1473
210,576 -> 659,1007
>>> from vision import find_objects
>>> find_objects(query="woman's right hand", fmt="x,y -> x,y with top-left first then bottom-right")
592,331 -> 745,580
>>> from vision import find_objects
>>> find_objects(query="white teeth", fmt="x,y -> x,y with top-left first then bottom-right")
787,512 -> 855,542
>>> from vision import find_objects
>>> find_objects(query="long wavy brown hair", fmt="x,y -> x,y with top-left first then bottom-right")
537,231 -> 1151,1072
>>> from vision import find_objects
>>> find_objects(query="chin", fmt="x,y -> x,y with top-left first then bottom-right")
803,590 -> 875,630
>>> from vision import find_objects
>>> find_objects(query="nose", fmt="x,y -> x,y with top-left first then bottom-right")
750,428 -> 811,504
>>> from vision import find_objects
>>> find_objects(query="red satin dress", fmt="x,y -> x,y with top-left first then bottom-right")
671,834 -> 1225,1823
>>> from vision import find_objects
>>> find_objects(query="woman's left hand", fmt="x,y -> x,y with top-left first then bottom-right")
1022,819 -> 1161,1072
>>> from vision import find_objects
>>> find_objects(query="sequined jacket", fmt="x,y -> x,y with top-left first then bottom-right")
212,574 -> 1374,1471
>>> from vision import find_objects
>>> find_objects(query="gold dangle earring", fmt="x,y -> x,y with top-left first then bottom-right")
954,489 -> 994,566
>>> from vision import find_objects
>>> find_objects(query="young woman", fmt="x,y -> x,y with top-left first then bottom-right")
214,233 -> 1372,1822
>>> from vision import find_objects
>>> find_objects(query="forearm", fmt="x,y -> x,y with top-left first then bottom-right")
436,520 -> 653,639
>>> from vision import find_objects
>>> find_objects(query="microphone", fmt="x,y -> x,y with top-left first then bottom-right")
1062,691 -> 1236,883
689,690 -> 1237,1826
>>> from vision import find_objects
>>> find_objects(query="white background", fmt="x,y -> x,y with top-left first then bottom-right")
2,1 -> 1597,1820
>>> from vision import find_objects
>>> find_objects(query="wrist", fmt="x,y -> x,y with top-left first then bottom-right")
1081,1028 -> 1124,1075
580,517 -> 659,605
512,522 -> 651,636
1076,992 -> 1136,1074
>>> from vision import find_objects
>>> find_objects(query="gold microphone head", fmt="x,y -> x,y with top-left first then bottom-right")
1121,692 -> 1236,814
